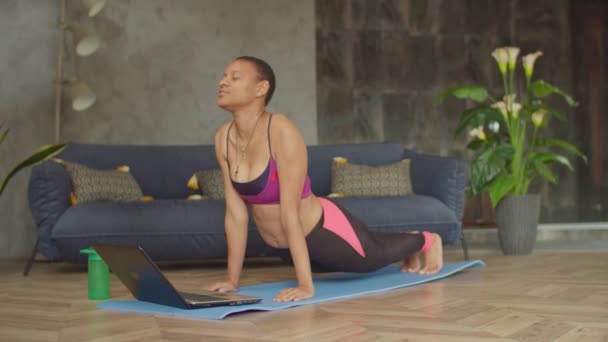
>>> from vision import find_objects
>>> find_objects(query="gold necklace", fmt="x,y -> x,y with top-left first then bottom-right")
234,111 -> 265,179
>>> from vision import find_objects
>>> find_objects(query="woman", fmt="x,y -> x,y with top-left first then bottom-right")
206,56 -> 443,302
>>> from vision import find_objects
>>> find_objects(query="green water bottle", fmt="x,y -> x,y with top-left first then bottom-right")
80,247 -> 110,300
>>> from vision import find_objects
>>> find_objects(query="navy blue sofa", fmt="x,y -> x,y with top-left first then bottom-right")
27,141 -> 466,266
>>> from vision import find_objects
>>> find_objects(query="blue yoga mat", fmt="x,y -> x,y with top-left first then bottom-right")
97,260 -> 484,320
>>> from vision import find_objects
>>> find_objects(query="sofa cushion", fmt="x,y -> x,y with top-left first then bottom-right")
329,195 -> 460,244
52,159 -> 144,204
330,157 -> 413,197
53,143 -> 219,199
51,142 -> 406,200
52,199 -> 237,237
307,142 -> 406,196
194,168 -> 224,200
51,199 -> 268,262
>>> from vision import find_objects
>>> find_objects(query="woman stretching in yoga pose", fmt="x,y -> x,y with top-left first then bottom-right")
206,56 -> 443,302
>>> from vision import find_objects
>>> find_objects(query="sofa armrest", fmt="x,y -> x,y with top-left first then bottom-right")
402,149 -> 466,221
27,161 -> 72,260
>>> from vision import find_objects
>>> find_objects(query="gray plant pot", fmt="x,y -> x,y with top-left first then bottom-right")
495,194 -> 541,255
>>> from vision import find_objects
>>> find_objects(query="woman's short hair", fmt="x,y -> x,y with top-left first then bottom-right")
236,56 -> 276,105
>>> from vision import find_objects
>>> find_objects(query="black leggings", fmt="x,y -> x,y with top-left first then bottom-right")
268,197 -> 426,273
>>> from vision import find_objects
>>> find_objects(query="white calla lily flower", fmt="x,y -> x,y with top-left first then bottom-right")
505,47 -> 520,70
504,94 -> 516,108
468,126 -> 487,141
511,102 -> 522,119
492,101 -> 508,121
491,48 -> 508,75
532,109 -> 547,127
522,51 -> 543,81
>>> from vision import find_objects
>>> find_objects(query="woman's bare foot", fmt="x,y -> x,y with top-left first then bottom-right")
401,253 -> 421,272
419,233 -> 443,275
401,230 -> 421,272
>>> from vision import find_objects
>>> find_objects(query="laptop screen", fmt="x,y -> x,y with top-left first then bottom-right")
91,244 -> 188,308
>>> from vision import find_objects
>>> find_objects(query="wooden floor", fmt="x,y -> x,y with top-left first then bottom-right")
1,250 -> 607,342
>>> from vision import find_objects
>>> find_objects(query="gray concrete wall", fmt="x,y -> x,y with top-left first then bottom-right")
63,0 -> 317,145
0,0 -> 316,260
0,1 -> 56,260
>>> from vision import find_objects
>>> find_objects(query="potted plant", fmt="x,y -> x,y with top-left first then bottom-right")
0,121 -> 66,196
436,46 -> 587,255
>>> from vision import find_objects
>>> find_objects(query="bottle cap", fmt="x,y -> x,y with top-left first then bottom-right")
80,247 -> 102,261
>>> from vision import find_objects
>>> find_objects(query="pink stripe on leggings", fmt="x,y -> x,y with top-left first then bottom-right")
420,231 -> 433,253
318,198 -> 366,258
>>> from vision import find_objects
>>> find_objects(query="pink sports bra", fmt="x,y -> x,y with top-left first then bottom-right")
226,113 -> 312,205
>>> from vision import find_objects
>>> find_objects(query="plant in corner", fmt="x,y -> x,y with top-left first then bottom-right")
0,120 -> 66,197
436,46 -> 587,255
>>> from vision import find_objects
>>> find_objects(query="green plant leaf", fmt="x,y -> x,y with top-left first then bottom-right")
468,137 -> 505,151
0,143 -> 66,196
455,105 -> 504,136
465,188 -> 474,197
530,80 -> 578,107
0,126 -> 8,146
466,138 -> 486,151
520,103 -> 567,122
436,86 -> 489,105
470,144 -> 514,194
535,138 -> 587,163
529,152 -> 574,171
487,174 -> 515,207
532,159 -> 558,184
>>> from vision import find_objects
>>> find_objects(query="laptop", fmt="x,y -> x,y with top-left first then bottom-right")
91,244 -> 262,309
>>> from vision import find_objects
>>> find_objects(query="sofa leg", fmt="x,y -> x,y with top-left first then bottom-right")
460,232 -> 470,261
23,239 -> 39,277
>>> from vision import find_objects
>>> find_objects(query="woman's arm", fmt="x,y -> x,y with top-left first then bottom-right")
273,114 -> 315,301
212,125 -> 250,289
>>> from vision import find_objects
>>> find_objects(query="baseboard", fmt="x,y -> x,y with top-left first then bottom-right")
538,222 -> 608,230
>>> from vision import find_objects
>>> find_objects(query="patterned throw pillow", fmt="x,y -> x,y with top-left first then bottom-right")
190,168 -> 225,200
330,157 -> 414,197
52,158 -> 144,204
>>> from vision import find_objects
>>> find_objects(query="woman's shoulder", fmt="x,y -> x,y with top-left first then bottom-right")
214,120 -> 233,139
270,112 -> 299,133
213,120 -> 235,161
269,112 -> 305,151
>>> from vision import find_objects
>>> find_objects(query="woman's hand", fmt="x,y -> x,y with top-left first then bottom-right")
206,280 -> 238,293
273,285 -> 314,302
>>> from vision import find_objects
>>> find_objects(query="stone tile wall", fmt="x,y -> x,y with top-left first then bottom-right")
316,0 -> 582,222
